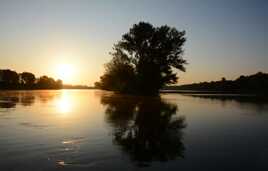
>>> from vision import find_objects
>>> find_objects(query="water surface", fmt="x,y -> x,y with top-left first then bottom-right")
0,90 -> 267,171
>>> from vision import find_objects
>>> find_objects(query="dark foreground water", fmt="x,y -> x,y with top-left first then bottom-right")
0,90 -> 267,171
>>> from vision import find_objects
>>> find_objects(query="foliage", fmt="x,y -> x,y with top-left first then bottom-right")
95,56 -> 136,93
20,72 -> 36,87
36,76 -> 62,89
0,69 -> 19,88
96,22 -> 187,95
0,69 -> 62,89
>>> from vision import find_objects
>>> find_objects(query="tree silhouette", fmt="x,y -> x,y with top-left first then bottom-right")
101,93 -> 186,167
20,72 -> 36,88
0,69 -> 19,88
95,55 -> 136,92
36,76 -> 62,89
96,22 -> 187,95
0,69 -> 62,90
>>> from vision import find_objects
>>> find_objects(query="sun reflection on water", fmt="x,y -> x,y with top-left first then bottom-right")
56,91 -> 73,115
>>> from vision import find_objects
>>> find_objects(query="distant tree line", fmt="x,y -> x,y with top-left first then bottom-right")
95,22 -> 187,95
165,72 -> 268,94
0,69 -> 62,90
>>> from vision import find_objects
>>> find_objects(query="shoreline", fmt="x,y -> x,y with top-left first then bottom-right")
160,89 -> 267,96
0,88 -> 267,97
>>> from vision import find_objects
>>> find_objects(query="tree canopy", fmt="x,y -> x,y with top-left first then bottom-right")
95,22 -> 187,95
0,69 -> 62,90
20,72 -> 36,87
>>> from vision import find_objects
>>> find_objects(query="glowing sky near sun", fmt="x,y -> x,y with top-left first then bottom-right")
0,0 -> 267,85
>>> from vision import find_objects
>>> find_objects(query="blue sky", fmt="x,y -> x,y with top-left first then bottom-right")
0,0 -> 267,85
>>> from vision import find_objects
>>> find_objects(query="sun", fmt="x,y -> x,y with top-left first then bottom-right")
56,64 -> 75,83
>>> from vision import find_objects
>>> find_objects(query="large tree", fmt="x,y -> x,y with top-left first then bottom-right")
96,22 -> 187,95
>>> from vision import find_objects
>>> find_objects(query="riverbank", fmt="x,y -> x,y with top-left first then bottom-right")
160,89 -> 268,97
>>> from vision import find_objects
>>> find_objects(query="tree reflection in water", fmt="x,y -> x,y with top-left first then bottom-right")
101,93 -> 186,167
0,91 -> 60,109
